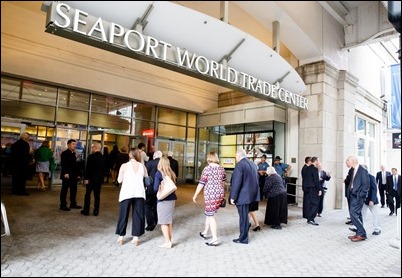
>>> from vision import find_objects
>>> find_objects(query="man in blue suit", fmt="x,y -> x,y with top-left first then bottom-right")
375,165 -> 391,208
346,156 -> 370,242
230,148 -> 260,244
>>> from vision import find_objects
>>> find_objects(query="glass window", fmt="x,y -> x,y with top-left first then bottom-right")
133,103 -> 155,120
58,108 -> 88,126
133,120 -> 155,136
22,81 -> 57,106
91,94 -> 132,116
1,101 -> 55,123
357,138 -> 365,157
356,117 -> 366,134
158,107 -> 187,125
157,123 -> 186,140
188,113 -> 196,127
187,127 -> 196,142
368,122 -> 375,137
59,89 -> 90,111
90,112 -> 131,134
1,77 -> 21,101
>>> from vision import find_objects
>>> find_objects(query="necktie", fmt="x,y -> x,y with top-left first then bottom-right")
394,176 -> 398,191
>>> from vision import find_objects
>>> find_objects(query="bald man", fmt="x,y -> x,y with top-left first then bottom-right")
81,142 -> 106,216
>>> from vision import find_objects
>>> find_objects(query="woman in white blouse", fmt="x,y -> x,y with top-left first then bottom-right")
115,148 -> 149,246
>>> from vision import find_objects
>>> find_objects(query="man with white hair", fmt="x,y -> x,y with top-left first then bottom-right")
11,132 -> 31,195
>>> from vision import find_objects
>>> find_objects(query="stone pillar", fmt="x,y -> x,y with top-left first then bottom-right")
296,61 -> 358,209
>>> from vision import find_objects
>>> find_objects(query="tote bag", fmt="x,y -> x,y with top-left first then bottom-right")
156,175 -> 177,200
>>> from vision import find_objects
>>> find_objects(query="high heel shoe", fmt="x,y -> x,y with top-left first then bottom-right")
158,241 -> 172,249
131,238 -> 140,246
252,226 -> 261,232
199,232 -> 209,239
205,240 -> 219,246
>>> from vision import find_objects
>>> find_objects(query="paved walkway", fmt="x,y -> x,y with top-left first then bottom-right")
1,181 -> 401,277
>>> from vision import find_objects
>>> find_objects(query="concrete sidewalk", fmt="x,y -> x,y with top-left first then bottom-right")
1,182 -> 401,277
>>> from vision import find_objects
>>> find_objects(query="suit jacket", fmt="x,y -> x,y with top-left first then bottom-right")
350,165 -> 369,199
344,167 -> 354,198
60,149 -> 81,179
230,158 -> 260,205
386,174 -> 401,196
301,164 -> 309,191
376,171 -> 391,190
84,151 -> 105,184
168,156 -> 179,178
365,174 -> 378,205
303,164 -> 319,190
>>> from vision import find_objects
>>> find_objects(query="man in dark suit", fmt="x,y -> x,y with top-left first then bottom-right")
10,132 -> 31,196
344,159 -> 354,225
81,142 -> 105,216
347,156 -> 370,242
376,165 -> 391,208
145,150 -> 162,231
303,157 -> 321,225
301,156 -> 311,219
167,151 -> 179,178
60,139 -> 82,211
230,148 -> 260,244
386,168 -> 401,216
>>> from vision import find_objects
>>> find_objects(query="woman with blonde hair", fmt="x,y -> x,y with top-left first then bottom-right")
193,152 -> 226,246
34,140 -> 54,191
153,156 -> 177,249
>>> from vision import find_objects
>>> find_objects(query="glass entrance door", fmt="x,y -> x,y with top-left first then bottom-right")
155,139 -> 186,182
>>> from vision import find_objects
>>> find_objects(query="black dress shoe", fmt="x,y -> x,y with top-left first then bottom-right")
60,206 -> 71,211
232,238 -> 248,244
372,230 -> 381,235
93,210 -> 99,216
70,205 -> 82,209
145,225 -> 156,231
307,220 -> 319,226
81,210 -> 89,216
389,212 -> 394,216
252,226 -> 261,232
349,227 -> 357,232
272,225 -> 282,230
345,220 -> 353,225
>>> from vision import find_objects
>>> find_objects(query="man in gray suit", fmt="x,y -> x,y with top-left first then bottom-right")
230,148 -> 260,244
347,156 -> 370,242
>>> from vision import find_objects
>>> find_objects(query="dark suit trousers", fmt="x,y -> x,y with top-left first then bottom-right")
145,193 -> 158,227
317,190 -> 326,214
388,190 -> 400,214
350,193 -> 366,237
306,188 -> 319,222
83,182 -> 102,213
236,204 -> 250,243
379,185 -> 387,206
116,198 -> 145,237
60,178 -> 78,208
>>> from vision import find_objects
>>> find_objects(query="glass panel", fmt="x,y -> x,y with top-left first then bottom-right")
157,123 -> 186,140
368,122 -> 375,137
59,89 -> 90,110
1,101 -> 55,122
134,120 -> 154,136
1,77 -> 21,101
91,94 -> 132,116
184,142 -> 194,181
187,127 -> 196,142
133,103 -> 155,120
198,128 -> 210,141
356,117 -> 366,134
22,81 -> 57,105
222,124 -> 244,134
90,113 -> 131,134
58,108 -> 88,126
245,122 -> 273,132
158,107 -> 187,125
188,113 -> 196,127
357,138 -> 365,157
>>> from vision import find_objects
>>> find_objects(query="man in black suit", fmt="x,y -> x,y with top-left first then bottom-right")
301,156 -> 311,219
167,151 -> 179,178
344,159 -> 354,225
10,132 -> 31,196
347,156 -> 370,242
230,148 -> 260,244
81,142 -> 105,216
303,157 -> 321,225
386,168 -> 401,216
376,165 -> 391,208
144,150 -> 162,231
60,139 -> 82,211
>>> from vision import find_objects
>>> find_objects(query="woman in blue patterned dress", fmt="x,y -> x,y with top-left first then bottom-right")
193,152 -> 226,246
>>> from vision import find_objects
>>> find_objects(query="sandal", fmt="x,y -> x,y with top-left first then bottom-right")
199,232 -> 210,240
205,240 -> 219,246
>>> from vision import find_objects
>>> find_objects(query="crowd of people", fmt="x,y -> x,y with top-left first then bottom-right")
4,134 -> 401,248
